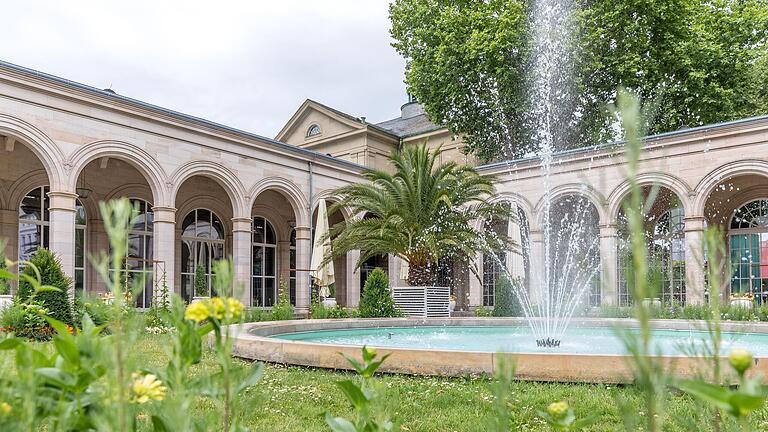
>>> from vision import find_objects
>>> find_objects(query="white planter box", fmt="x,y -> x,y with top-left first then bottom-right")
730,298 -> 754,309
321,298 -> 337,308
641,298 -> 662,308
192,296 -> 209,304
391,286 -> 450,318
0,294 -> 11,310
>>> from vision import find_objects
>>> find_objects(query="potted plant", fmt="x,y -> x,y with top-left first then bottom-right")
192,264 -> 209,303
321,283 -> 337,308
730,291 -> 754,309
641,298 -> 662,308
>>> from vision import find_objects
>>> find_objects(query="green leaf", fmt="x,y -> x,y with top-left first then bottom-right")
235,362 -> 265,394
325,413 -> 358,432
676,379 -> 734,413
151,415 -> 172,432
0,337 -> 22,350
336,380 -> 369,411
0,268 -> 18,281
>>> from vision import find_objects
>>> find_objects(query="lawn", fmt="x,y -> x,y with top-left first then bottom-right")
123,334 -> 768,431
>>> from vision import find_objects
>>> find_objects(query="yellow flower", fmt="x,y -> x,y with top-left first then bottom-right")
130,372 -> 166,404
209,297 -> 226,320
225,297 -> 244,320
184,301 -> 209,322
0,401 -> 10,414
547,401 -> 569,420
729,348 -> 754,375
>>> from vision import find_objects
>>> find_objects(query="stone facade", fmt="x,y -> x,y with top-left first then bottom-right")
3,59 -> 768,313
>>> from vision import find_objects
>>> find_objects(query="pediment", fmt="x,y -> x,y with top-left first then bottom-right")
276,100 -> 365,146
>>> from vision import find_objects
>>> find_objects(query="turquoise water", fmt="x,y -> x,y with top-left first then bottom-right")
271,326 -> 768,355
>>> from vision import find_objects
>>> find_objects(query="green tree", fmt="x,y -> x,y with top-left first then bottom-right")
16,248 -> 73,325
390,0 -> 768,162
327,144 -> 509,286
194,264 -> 208,298
491,274 -> 522,317
359,268 -> 399,318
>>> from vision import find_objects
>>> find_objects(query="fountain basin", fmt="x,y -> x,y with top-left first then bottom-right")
229,318 -> 768,383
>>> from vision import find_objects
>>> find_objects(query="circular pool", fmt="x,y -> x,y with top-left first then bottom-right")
229,318 -> 768,383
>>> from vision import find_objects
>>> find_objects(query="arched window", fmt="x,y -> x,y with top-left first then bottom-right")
482,204 -> 530,307
306,124 -> 321,138
181,209 -> 226,302
618,205 -> 685,305
730,199 -> 768,301
252,216 -> 277,307
121,198 -> 154,308
18,186 -> 87,295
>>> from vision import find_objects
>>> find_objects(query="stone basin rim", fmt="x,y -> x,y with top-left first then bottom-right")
228,317 -> 768,383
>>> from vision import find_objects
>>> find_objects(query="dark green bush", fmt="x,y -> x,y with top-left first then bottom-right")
0,300 -> 54,341
492,274 -> 522,317
358,268 -> 400,318
16,248 -> 73,325
0,249 -> 10,295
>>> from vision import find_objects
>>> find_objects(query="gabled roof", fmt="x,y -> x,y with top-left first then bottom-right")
0,60 -> 365,171
375,112 -> 442,137
276,99 -> 405,143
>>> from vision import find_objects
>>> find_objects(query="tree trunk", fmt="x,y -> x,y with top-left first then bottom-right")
407,262 -> 436,286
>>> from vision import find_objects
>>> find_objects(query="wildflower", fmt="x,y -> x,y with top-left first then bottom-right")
184,301 -> 209,322
729,348 -> 753,375
209,297 -> 226,320
547,401 -> 569,420
0,401 -> 10,414
225,297 -> 244,320
130,372 -> 167,404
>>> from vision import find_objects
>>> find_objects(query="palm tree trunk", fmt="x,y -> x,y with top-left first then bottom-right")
407,262 -> 436,286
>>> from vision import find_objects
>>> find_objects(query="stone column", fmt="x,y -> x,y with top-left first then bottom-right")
528,230 -> 545,306
346,249 -> 361,307
599,225 -> 618,306
152,207 -> 176,296
468,252 -> 483,308
47,191 -> 77,291
684,216 -> 706,304
231,217 -> 252,304
294,226 -> 311,314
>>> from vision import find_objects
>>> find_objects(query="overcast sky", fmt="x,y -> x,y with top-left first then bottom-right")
1,0 -> 407,137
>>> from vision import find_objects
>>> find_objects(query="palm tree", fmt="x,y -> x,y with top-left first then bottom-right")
326,144 -> 509,286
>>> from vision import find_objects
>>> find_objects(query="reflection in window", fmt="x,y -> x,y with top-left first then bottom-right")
730,199 -> 768,303
252,216 -> 277,307
110,198 -> 154,308
289,228 -> 296,306
482,204 -> 530,307
181,209 -> 226,302
18,186 -> 87,295
306,124 -> 321,138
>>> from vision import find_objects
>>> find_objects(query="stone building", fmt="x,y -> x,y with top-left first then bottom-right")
2,60 -> 768,313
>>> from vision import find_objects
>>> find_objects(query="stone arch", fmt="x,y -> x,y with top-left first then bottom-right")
103,183 -> 156,205
176,195 -> 235,237
693,159 -> 768,217
608,172 -> 693,221
312,189 -> 354,221
67,140 -> 168,204
170,160 -> 247,218
0,114 -> 65,189
8,170 -> 49,210
248,177 -> 310,228
533,183 -> 607,230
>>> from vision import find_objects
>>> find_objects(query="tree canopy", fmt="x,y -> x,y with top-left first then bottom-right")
390,0 -> 768,162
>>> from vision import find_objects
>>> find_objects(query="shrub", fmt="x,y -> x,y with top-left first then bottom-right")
492,275 -> 522,317
0,249 -> 10,295
327,305 -> 356,319
16,248 -> 73,325
270,279 -> 294,321
474,306 -> 493,317
243,307 -> 270,323
310,299 -> 329,319
194,264 -> 208,297
0,300 -> 53,340
358,268 -> 399,318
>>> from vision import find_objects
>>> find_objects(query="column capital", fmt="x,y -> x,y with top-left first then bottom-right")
294,226 -> 311,240
231,217 -> 252,233
152,206 -> 176,223
47,191 -> 78,212
684,216 -> 707,232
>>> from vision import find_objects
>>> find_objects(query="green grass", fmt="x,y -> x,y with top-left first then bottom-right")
130,335 -> 768,431
4,333 -> 768,430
